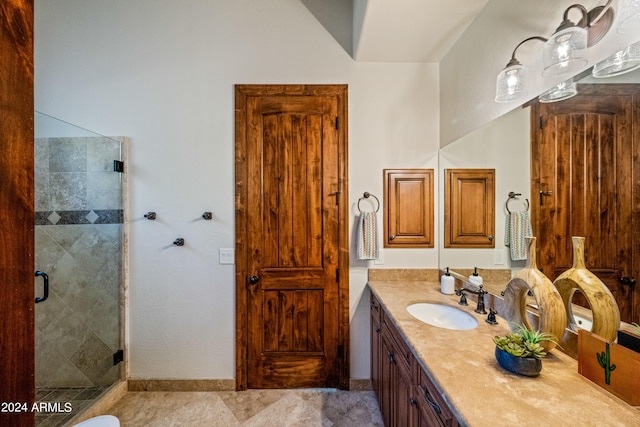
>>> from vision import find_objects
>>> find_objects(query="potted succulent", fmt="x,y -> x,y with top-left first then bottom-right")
493,324 -> 557,377
617,322 -> 640,354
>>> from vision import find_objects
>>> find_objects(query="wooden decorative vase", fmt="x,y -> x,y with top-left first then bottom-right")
553,236 -> 620,342
502,237 -> 566,352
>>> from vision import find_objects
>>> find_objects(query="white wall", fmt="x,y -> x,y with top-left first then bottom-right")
34,0 -> 440,381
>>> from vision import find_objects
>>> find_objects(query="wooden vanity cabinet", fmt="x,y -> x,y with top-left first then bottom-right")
370,294 -> 382,402
371,293 -> 459,427
416,365 -> 458,426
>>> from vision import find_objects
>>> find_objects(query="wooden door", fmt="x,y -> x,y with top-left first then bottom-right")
0,2 -> 35,427
235,85 -> 348,389
531,85 -> 638,323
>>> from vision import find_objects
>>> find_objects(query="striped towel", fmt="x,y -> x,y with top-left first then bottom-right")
504,211 -> 533,261
357,211 -> 378,260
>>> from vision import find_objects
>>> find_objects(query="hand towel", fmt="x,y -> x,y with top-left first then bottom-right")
357,211 -> 378,260
504,211 -> 533,261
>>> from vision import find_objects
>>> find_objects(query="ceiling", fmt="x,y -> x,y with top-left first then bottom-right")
301,0 -> 491,63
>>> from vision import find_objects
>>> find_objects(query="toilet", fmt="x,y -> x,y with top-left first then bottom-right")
72,415 -> 120,427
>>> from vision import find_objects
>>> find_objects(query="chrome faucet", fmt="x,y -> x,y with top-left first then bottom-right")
455,285 -> 487,314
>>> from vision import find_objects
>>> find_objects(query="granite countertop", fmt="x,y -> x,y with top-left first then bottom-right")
367,276 -> 640,426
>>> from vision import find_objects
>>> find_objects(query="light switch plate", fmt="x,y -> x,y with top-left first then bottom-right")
219,248 -> 235,265
493,248 -> 505,265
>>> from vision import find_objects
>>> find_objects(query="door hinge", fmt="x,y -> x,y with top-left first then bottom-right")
336,268 -> 340,282
113,349 -> 124,365
113,160 -> 125,173
539,115 -> 543,130
335,117 -> 339,129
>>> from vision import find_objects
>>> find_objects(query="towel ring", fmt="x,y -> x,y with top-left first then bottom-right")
506,192 -> 529,214
358,192 -> 380,213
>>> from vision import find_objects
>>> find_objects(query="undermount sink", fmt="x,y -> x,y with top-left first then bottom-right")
407,303 -> 478,330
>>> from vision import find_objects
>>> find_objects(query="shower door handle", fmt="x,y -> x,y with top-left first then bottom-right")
35,271 -> 49,303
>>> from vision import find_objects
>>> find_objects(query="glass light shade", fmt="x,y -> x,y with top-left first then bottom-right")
539,78 -> 577,103
495,64 -> 528,103
542,26 -> 588,77
618,0 -> 640,34
592,41 -> 640,78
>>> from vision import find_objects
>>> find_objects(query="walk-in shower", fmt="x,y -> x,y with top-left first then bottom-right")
34,112 -> 125,426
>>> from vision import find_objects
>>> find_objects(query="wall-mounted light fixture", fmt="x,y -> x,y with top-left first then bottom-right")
592,40 -> 640,78
495,37 -> 547,102
495,0 -> 617,103
538,77 -> 578,103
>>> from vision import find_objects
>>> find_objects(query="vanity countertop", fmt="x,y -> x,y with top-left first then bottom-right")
367,278 -> 640,426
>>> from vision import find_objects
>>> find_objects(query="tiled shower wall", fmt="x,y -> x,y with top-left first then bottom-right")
34,136 -> 123,388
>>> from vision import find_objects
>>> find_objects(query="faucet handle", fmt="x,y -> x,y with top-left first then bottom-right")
458,292 -> 468,306
486,307 -> 498,325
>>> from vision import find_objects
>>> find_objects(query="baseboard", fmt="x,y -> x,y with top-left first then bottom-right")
127,379 -> 236,392
349,378 -> 373,391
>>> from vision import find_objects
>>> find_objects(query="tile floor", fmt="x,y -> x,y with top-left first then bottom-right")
99,389 -> 384,427
35,386 -> 108,427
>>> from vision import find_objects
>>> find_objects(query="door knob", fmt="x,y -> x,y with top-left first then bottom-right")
249,275 -> 260,285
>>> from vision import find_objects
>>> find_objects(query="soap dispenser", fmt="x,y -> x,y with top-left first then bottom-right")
468,267 -> 483,286
441,267 -> 455,295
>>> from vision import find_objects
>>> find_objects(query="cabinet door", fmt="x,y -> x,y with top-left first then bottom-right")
418,365 -> 458,426
444,168 -> 495,248
380,336 -> 395,427
384,169 -> 434,248
370,295 -> 382,402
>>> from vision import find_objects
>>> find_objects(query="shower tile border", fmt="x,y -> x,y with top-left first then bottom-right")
35,209 -> 123,225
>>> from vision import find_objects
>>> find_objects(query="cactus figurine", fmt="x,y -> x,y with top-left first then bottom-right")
596,342 -> 616,385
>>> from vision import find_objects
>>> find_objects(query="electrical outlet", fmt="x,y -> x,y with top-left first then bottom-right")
493,248 -> 505,265
219,248 -> 235,264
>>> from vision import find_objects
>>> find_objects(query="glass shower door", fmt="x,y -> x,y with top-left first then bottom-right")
34,112 -> 124,426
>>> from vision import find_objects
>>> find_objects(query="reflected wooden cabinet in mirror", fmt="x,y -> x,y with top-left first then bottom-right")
444,168 -> 496,248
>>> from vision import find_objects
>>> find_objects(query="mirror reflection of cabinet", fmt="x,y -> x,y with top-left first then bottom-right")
383,169 -> 434,248
444,168 -> 495,248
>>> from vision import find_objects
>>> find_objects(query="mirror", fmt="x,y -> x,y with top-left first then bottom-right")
438,46 -> 640,345
438,64 -> 640,272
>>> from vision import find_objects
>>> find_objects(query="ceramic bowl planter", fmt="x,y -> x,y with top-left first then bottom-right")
495,347 -> 542,377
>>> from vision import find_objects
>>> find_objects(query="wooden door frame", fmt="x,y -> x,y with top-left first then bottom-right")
530,83 -> 640,323
234,84 -> 349,390
0,1 -> 35,426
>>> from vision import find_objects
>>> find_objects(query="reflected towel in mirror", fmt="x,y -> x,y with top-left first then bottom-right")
504,211 -> 532,261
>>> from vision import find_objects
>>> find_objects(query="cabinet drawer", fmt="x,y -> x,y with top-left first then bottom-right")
418,366 -> 458,427
382,312 -> 412,372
